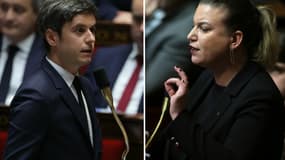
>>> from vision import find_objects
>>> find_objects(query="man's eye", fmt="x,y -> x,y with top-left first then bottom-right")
13,6 -> 25,14
76,27 -> 86,33
0,3 -> 9,12
90,26 -> 96,33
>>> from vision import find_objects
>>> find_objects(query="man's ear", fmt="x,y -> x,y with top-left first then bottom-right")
230,30 -> 243,49
45,29 -> 58,47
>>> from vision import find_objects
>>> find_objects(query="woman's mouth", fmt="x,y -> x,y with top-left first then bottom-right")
189,45 -> 199,55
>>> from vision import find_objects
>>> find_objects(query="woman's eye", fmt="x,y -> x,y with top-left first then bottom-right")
197,23 -> 211,32
200,26 -> 210,32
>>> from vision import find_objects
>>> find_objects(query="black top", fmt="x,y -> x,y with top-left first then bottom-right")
149,62 -> 285,160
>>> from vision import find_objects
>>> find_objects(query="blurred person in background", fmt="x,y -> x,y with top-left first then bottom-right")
269,31 -> 285,99
93,0 -> 132,24
85,0 -> 143,115
145,0 -> 203,108
0,0 -> 3,31
0,0 -> 45,105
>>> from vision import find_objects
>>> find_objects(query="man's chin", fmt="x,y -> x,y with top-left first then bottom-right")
2,29 -> 23,42
80,59 -> 92,66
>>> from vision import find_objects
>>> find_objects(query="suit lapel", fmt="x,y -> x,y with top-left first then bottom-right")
186,70 -> 213,113
23,35 -> 45,81
80,77 -> 100,142
198,62 -> 261,132
88,44 -> 132,80
99,44 -> 132,88
60,86 -> 91,140
202,91 -> 231,132
188,71 -> 232,132
42,59 -> 92,144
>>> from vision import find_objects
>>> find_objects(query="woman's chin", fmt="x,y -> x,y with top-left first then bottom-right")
191,57 -> 201,65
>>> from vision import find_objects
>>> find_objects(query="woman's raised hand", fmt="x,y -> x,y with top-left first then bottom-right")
164,66 -> 189,119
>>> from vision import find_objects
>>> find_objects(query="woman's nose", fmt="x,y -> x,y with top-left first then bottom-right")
187,27 -> 197,42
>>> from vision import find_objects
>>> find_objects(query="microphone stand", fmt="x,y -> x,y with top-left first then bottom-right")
145,96 -> 169,149
93,67 -> 130,160
100,87 -> 130,160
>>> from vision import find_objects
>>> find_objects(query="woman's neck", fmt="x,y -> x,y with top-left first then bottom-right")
213,51 -> 248,87
213,64 -> 244,86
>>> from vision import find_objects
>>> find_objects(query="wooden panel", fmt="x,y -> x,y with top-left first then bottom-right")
95,21 -> 132,46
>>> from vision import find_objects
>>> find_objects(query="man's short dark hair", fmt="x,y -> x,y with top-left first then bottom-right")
37,0 -> 97,51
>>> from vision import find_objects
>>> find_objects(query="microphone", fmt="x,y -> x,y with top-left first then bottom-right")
93,67 -> 113,106
93,67 -> 130,160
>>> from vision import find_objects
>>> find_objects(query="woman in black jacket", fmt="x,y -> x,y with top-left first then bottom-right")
148,0 -> 285,160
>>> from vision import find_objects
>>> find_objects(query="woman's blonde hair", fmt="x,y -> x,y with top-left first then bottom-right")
254,6 -> 279,69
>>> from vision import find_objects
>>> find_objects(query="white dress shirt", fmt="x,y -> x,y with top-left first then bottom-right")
0,33 -> 35,105
96,44 -> 144,115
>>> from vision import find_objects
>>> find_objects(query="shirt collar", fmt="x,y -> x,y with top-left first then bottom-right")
2,33 -> 35,54
130,43 -> 138,59
45,56 -> 75,88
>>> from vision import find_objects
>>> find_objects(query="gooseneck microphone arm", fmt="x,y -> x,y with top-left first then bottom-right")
145,96 -> 169,149
93,68 -> 130,160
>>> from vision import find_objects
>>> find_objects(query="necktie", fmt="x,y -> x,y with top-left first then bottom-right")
0,45 -> 19,103
73,76 -> 93,146
117,55 -> 142,112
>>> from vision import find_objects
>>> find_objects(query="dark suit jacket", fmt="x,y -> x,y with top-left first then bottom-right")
145,0 -> 203,106
0,34 -> 45,82
95,0 -> 131,20
85,44 -> 143,113
4,59 -> 102,160
149,62 -> 285,160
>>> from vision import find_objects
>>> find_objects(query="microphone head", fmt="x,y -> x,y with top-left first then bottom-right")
93,67 -> 110,89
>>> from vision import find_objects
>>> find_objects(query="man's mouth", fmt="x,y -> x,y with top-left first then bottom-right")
80,48 -> 93,53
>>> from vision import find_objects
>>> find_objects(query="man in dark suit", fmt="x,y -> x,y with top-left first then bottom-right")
85,0 -> 143,115
93,0 -> 132,24
0,0 -> 45,105
3,0 -> 101,159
